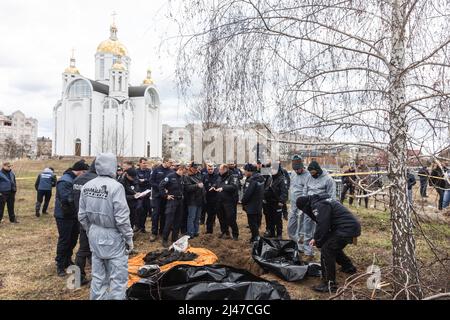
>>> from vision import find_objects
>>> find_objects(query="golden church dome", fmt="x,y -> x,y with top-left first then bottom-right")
64,51 -> 80,74
64,66 -> 80,74
97,39 -> 128,56
112,61 -> 126,71
96,22 -> 128,57
142,67 -> 154,85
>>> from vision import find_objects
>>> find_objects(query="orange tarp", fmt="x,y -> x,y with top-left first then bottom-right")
128,247 -> 218,287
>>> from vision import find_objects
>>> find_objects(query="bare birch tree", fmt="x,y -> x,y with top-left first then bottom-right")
169,0 -> 450,298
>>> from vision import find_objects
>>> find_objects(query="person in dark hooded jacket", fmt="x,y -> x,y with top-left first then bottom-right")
296,194 -> 361,293
73,160 -> 97,285
263,164 -> 288,238
241,163 -> 265,242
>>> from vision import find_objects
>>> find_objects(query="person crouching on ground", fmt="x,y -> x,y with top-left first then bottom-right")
296,194 -> 361,293
78,153 -> 134,300
241,163 -> 265,243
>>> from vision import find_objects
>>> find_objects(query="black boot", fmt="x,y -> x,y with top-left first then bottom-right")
218,232 -> 230,239
57,267 -> 66,277
263,231 -> 274,238
80,275 -> 90,286
340,265 -> 357,274
35,202 -> 41,217
313,281 -> 338,293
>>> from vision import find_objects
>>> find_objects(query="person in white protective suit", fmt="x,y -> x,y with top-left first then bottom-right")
287,156 -> 310,252
78,153 -> 134,300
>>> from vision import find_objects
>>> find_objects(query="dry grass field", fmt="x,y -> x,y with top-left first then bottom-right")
0,159 -> 449,300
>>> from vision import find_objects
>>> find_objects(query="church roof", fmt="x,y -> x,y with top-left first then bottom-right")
87,80 -> 149,98
129,86 -> 148,97
89,80 -> 109,95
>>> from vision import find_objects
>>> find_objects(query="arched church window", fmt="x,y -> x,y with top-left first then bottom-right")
67,80 -> 91,99
145,90 -> 158,108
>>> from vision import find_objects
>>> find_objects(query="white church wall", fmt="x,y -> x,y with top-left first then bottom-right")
131,97 -> 145,157
90,92 -> 106,156
64,99 -> 90,156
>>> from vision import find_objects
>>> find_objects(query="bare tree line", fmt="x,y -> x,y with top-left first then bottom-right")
168,0 -> 450,299
0,136 -> 33,159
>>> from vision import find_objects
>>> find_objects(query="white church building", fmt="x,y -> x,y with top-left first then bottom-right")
53,21 -> 162,157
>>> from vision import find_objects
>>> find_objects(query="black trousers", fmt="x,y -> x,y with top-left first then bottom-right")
217,201 -> 239,238
264,202 -> 283,237
0,191 -> 15,222
128,202 -> 139,229
151,197 -> 166,236
419,182 -> 427,197
358,189 -> 369,208
162,199 -> 183,242
247,213 -> 261,240
75,225 -> 91,277
436,188 -> 444,210
137,197 -> 151,230
320,235 -> 355,283
55,218 -> 80,270
200,206 -> 206,225
36,190 -> 52,214
282,203 -> 288,219
340,184 -> 355,205
180,202 -> 188,235
205,198 -> 217,233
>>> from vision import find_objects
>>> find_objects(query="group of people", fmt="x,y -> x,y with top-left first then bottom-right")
339,159 -> 384,208
339,160 -> 450,210
44,153 -> 362,296
6,153 -> 449,298
418,163 -> 450,210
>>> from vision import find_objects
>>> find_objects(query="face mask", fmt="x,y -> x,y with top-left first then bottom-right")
310,171 -> 319,178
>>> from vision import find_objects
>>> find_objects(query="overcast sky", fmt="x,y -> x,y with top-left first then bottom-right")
0,0 -> 187,138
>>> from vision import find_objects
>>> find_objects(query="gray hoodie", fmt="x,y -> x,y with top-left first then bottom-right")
289,169 -> 310,207
304,169 -> 336,199
78,153 -> 133,259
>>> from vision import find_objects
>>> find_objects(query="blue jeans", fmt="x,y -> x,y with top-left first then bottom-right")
443,190 -> 450,209
187,206 -> 202,237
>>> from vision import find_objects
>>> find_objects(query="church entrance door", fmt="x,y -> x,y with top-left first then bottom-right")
75,139 -> 81,156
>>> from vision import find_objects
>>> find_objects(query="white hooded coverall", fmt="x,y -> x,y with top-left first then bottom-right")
78,153 -> 134,300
